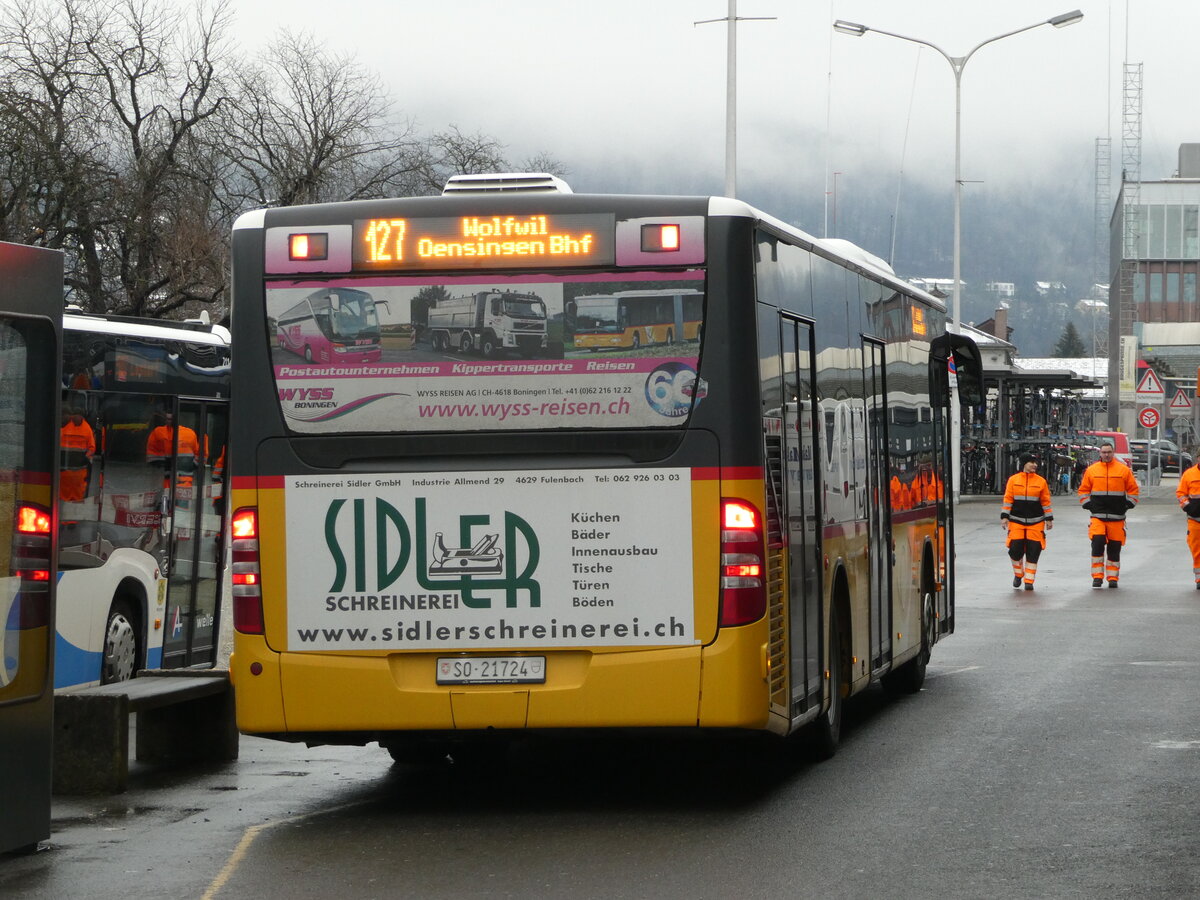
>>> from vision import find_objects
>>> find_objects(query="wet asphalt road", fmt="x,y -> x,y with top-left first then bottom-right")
3,481 -> 1199,899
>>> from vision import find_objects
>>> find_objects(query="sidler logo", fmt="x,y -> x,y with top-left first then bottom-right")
323,497 -> 540,609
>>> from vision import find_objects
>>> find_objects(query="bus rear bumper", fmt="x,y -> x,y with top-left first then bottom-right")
231,623 -> 772,737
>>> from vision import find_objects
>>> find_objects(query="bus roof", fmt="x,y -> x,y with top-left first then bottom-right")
707,196 -> 946,314
65,312 -> 231,346
231,178 -> 944,315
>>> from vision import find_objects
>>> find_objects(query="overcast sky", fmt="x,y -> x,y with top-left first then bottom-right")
230,1 -> 1198,202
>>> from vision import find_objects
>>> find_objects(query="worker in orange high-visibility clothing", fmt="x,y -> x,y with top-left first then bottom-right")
1000,453 -> 1053,590
1175,452 -> 1200,589
59,406 -> 96,501
1078,440 -> 1139,588
146,411 -> 201,492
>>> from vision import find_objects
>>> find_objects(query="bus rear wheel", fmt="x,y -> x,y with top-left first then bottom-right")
101,600 -> 139,684
631,333 -> 640,349
804,607 -> 844,760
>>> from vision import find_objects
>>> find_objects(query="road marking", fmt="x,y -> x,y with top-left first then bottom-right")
1152,740 -> 1200,750
925,665 -> 981,679
1129,661 -> 1200,667
201,799 -> 368,899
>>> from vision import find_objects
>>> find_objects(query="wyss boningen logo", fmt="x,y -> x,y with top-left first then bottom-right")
323,496 -> 540,608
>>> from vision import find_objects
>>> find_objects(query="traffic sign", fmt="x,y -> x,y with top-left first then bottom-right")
1136,367 -> 1165,398
1139,407 -> 1161,428
1170,389 -> 1193,411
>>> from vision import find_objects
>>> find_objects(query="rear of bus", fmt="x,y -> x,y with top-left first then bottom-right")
228,182 -> 774,751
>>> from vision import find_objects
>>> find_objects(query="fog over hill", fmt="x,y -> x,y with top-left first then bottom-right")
565,150 -> 1099,357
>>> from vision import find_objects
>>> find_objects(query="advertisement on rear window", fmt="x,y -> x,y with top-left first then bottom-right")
283,469 -> 696,650
265,271 -> 706,432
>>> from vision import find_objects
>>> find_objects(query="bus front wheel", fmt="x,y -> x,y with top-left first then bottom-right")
101,600 -> 139,684
882,588 -> 933,696
631,333 -> 640,349
303,345 -> 313,363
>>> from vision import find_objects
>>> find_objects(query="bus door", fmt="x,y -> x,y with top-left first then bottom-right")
780,315 -> 823,717
160,399 -> 227,668
0,245 -> 61,853
862,338 -> 893,671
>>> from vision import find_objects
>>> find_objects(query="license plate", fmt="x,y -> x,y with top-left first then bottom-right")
436,656 -> 546,685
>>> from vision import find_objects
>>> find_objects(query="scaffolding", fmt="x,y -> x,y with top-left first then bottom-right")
1119,62 -> 1143,335
1111,62 -> 1142,428
1093,137 -> 1111,421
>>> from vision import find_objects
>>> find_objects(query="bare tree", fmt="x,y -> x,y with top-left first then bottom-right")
0,0 -> 104,251
224,32 -> 424,208
0,0 -> 234,316
0,2 -> 572,321
518,150 -> 569,180
413,126 -> 568,194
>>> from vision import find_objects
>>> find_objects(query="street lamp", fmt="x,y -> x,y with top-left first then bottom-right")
834,10 -> 1082,499
696,1 -> 775,198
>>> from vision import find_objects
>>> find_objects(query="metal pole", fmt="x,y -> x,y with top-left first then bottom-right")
695,4 -> 773,200
726,0 -> 737,197
832,11 -> 1083,501
950,64 -> 963,501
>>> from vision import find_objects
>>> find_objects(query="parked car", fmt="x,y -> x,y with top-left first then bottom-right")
1129,438 -> 1194,472
1130,439 -> 1150,471
1150,439 -> 1193,473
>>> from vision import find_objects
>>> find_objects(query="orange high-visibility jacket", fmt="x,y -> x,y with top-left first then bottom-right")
1078,458 -> 1139,520
1001,471 -> 1053,525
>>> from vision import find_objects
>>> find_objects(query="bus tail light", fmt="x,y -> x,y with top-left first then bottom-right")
720,499 -> 766,627
12,501 -> 52,627
288,232 -> 328,261
231,507 -> 264,634
641,223 -> 681,252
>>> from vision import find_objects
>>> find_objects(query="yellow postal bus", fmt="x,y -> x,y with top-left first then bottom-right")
227,174 -> 980,761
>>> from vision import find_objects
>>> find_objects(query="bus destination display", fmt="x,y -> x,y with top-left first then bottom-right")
353,213 -> 615,270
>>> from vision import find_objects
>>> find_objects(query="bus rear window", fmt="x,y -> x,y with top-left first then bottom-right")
266,272 -> 706,433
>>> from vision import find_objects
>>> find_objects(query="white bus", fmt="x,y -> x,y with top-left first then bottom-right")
275,286 -> 385,365
55,312 -> 230,687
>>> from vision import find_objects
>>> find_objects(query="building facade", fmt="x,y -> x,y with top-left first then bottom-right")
1109,143 -> 1200,430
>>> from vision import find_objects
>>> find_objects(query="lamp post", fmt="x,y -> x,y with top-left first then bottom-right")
834,10 -> 1083,499
696,1 -> 775,198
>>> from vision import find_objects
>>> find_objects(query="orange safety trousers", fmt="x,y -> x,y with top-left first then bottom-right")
1007,523 -> 1046,586
1188,520 -> 1200,584
1006,522 -> 1047,549
1089,518 -> 1126,582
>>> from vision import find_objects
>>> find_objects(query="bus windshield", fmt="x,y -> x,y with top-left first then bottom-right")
266,273 -> 707,434
321,290 -> 379,340
574,296 -> 620,332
